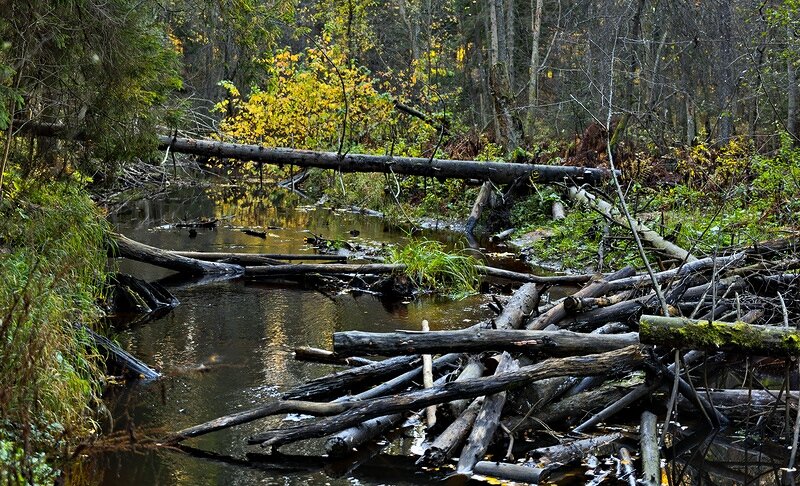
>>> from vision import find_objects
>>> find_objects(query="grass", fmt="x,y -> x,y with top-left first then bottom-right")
0,177 -> 109,484
386,239 -> 480,299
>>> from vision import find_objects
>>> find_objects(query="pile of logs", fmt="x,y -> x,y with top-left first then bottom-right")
161,239 -> 800,484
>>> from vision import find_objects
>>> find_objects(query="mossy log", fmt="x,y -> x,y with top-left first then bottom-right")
639,315 -> 800,357
157,135 -> 614,185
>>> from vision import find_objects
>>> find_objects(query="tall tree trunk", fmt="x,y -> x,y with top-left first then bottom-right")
504,0 -> 515,86
396,0 -> 420,63
788,32 -> 798,144
716,2 -> 734,145
527,0 -> 543,136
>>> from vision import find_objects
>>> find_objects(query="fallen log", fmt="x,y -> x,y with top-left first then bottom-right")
247,346 -> 643,448
457,353 -> 518,473
109,233 -> 243,276
448,357 -> 485,416
567,186 -> 698,263
293,346 -> 375,367
605,252 -> 746,292
418,397 -> 485,467
473,461 -> 548,483
83,325 -> 160,380
639,411 -> 660,486
639,315 -> 800,357
157,135 -> 614,185
174,251 -> 348,263
526,266 -> 636,330
333,329 -> 639,357
528,432 -> 622,467
282,355 -> 421,401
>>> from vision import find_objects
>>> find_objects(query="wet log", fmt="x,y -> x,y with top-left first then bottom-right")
528,432 -> 622,467
617,447 -> 637,486
473,461 -> 548,483
560,299 -> 646,331
282,355 -> 421,401
678,389 -> 799,414
449,357 -> 485,416
567,186 -> 698,263
457,353 -> 518,473
109,233 -> 244,276
465,181 -> 493,245
108,272 -> 179,314
247,346 -> 643,448
490,228 -> 515,242
324,413 -> 405,457
157,135 -> 615,185
639,411 -> 660,486
418,397 -> 485,466
82,325 -> 160,380
562,290 -> 633,315
293,346 -> 375,367
526,266 -> 636,330
333,328 -> 639,357
174,251 -> 348,264
639,315 -> 800,357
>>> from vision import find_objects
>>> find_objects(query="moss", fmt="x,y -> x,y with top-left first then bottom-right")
640,316 -> 800,356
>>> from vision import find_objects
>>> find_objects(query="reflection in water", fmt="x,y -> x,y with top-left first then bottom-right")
82,186 -> 493,485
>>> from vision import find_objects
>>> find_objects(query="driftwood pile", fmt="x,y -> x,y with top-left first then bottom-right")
156,238 -> 800,484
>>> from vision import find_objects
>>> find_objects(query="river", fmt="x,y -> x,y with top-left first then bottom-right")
83,185 -> 499,485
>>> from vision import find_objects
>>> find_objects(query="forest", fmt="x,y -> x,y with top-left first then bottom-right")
1,0 -> 799,484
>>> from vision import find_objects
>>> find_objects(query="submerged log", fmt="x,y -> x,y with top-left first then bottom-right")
333,329 -> 639,357
109,233 -> 243,276
174,251 -> 348,264
639,315 -> 800,357
82,325 -> 160,380
473,461 -> 548,483
528,432 -> 622,467
247,347 -> 643,448
157,135 -> 615,185
293,346 -> 375,367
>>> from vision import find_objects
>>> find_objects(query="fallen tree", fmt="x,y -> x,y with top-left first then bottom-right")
157,135 -> 615,185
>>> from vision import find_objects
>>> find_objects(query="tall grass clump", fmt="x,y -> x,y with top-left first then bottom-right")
0,178 -> 109,484
386,239 -> 480,299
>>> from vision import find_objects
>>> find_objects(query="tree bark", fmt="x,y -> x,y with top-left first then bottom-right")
157,135 -> 612,185
465,181 -> 492,242
293,346 -> 374,367
333,328 -> 639,357
419,397 -> 485,466
174,251 -> 348,264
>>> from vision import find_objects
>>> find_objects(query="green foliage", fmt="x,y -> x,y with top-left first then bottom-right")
386,239 -> 480,299
0,176 -> 109,481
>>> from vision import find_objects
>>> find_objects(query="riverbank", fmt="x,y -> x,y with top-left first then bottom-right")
0,178 -> 109,484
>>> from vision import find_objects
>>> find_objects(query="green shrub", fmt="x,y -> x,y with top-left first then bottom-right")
386,239 -> 480,299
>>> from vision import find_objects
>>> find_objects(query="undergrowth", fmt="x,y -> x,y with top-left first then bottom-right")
0,175 -> 109,484
385,239 -> 480,299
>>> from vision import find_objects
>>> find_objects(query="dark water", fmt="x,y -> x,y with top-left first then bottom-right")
83,186 -> 496,485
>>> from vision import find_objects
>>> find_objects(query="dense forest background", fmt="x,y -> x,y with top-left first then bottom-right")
2,0 -> 799,179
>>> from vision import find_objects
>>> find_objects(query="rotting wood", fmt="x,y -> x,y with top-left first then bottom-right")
639,314 -> 800,357
109,233 -> 244,276
526,266 -> 636,330
333,329 -> 640,357
156,135 -> 615,185
449,357 -> 485,417
247,346 -> 643,448
605,252 -> 746,292
457,353 -> 518,474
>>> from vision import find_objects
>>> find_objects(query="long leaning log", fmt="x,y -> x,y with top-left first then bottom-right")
109,233 -> 244,276
158,135 -> 614,185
